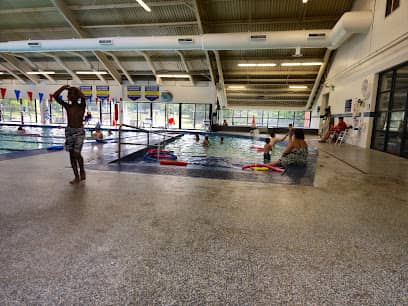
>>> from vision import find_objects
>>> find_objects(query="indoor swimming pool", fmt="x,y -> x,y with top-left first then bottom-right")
147,134 -> 286,169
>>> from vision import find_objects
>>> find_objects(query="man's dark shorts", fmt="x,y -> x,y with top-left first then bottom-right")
65,127 -> 85,153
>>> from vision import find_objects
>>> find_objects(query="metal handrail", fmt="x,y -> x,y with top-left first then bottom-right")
118,123 -> 171,160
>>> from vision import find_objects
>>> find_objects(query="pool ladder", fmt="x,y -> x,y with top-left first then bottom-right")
117,123 -> 169,161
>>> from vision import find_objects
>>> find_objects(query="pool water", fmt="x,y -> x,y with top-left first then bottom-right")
0,126 -> 65,153
146,134 -> 286,169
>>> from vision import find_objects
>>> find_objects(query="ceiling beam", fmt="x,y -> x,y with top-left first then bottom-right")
0,63 -> 25,83
41,53 -> 81,82
12,54 -> 56,83
228,93 -> 310,98
175,51 -> 194,85
224,71 -> 318,76
225,78 -> 315,83
0,54 -> 39,84
205,16 -> 339,26
83,21 -> 198,29
0,21 -> 198,33
0,1 -> 190,14
193,0 -> 215,86
50,0 -> 122,84
67,52 -> 106,82
105,52 -> 134,84
137,52 -> 160,83
226,88 -> 312,93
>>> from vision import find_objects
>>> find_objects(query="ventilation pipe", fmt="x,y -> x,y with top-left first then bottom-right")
0,12 -> 372,53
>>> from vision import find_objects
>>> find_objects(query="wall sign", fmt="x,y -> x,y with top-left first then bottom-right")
80,85 -> 93,101
96,85 -> 109,100
145,85 -> 159,101
127,85 -> 141,101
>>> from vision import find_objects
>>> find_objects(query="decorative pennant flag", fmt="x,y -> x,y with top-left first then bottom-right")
96,85 -> 109,100
49,94 -> 53,103
127,85 -> 141,101
27,91 -> 33,101
59,95 -> 63,101
0,88 -> 6,99
144,85 -> 159,101
79,85 -> 92,101
14,89 -> 21,100
38,92 -> 44,104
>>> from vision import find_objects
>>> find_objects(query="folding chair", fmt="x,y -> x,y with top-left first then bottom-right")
335,129 -> 348,144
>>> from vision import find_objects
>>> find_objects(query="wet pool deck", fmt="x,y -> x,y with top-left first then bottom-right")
0,135 -> 407,305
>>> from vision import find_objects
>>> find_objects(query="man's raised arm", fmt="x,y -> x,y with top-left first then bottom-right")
53,85 -> 70,106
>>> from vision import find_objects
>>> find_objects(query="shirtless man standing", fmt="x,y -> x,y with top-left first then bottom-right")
53,85 -> 86,184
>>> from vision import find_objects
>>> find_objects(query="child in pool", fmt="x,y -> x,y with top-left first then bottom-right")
263,138 -> 272,161
202,135 -> 210,146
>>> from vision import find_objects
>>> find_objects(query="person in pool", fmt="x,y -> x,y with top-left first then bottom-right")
269,130 -> 287,147
268,129 -> 308,168
53,85 -> 86,184
195,134 -> 200,142
263,138 -> 272,161
202,135 -> 210,146
17,126 -> 26,134
220,137 -> 224,144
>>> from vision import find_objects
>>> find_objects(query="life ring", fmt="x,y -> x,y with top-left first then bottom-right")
251,166 -> 270,171
242,163 -> 285,173
250,145 -> 264,152
144,152 -> 177,161
147,149 -> 171,154
160,160 -> 188,166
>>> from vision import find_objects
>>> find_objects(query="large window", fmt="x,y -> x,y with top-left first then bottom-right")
181,104 -> 195,129
372,62 -> 408,157
222,108 -> 311,128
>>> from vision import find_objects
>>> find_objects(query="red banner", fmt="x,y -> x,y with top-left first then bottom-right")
27,91 -> 33,101
0,88 -> 6,99
49,94 -> 53,103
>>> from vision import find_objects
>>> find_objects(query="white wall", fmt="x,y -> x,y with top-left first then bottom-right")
313,0 -> 408,148
0,79 -> 216,105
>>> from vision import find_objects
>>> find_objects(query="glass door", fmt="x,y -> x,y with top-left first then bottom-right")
372,62 -> 408,157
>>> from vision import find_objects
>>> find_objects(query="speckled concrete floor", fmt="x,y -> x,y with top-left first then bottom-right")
0,141 -> 407,305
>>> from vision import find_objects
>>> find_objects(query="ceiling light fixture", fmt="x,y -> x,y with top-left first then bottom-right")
238,63 -> 276,67
26,71 -> 55,75
76,71 -> 108,75
228,86 -> 246,90
157,74 -> 190,78
136,0 -> 151,12
302,0 -> 308,3
289,85 -> 308,89
0,72 -> 4,74
281,62 -> 322,66
301,62 -> 323,66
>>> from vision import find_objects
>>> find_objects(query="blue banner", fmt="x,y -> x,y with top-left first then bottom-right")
38,92 -> 44,104
80,85 -> 93,101
145,85 -> 159,101
96,85 -> 109,99
127,85 -> 141,101
14,89 -> 21,100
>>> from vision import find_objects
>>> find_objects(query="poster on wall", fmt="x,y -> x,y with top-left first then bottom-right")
345,99 -> 352,112
144,85 -> 159,101
96,85 -> 109,100
80,85 -> 92,101
127,85 -> 141,101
